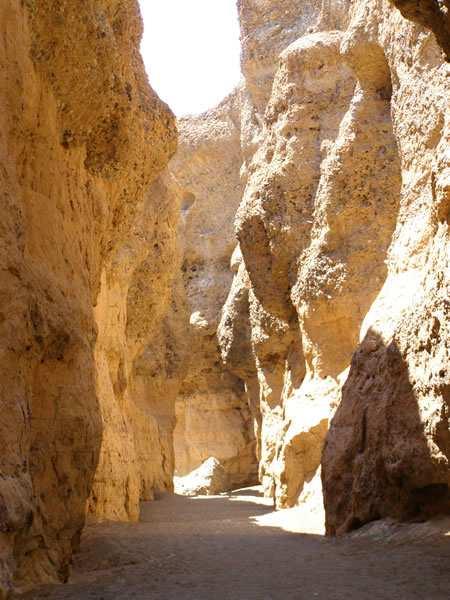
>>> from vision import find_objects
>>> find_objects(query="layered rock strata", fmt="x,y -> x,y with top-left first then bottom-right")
0,0 -> 177,595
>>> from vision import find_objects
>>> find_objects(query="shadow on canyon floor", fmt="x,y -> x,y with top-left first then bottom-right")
17,486 -> 450,600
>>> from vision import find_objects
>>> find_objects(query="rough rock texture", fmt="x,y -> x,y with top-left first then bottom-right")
0,0 -> 177,595
220,0 -> 449,531
389,0 -> 450,61
1,2 -> 449,597
221,0 -> 353,509
169,95 -> 258,491
173,457 -> 230,497
322,0 -> 450,535
88,171 -> 186,523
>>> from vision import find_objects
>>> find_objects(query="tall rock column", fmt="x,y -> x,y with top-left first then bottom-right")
221,0 -> 448,527
220,1 -> 353,508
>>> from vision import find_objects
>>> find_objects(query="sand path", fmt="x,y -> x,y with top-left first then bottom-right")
19,486 -> 450,599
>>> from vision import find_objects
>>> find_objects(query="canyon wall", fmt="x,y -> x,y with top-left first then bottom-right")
220,0 -> 449,528
321,0 -> 450,535
169,94 -> 258,492
168,0 -> 449,520
0,0 -> 178,596
0,1 -> 449,596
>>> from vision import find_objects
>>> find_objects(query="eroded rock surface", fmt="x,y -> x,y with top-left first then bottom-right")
322,0 -> 450,534
0,0 -> 177,595
1,0 -> 449,596
389,0 -> 450,60
169,95 -> 258,491
220,0 -> 449,530
174,457 -> 230,496
221,1 -> 352,510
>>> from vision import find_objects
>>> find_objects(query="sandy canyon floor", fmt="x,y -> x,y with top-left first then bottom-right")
18,487 -> 450,599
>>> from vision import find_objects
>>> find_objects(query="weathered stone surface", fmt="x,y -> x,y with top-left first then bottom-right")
88,171 -> 186,523
174,457 -> 230,497
389,0 -> 450,60
0,0 -> 177,595
322,0 -> 450,533
1,1 -> 449,596
222,20 -> 357,509
169,94 -> 258,491
221,0 -> 449,528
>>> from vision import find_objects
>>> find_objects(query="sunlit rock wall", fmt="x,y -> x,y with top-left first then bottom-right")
88,171 -> 186,522
0,0 -> 177,595
221,0 -> 352,509
170,94 -> 258,491
221,0 -> 449,530
322,0 -> 449,534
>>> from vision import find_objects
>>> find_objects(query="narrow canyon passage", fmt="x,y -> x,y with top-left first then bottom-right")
1,1 -> 449,597
19,488 -> 450,600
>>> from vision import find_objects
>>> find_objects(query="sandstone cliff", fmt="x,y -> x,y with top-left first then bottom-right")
1,0 -> 449,596
0,0 -> 177,595
220,0 -> 449,529
322,0 -> 449,535
169,94 -> 258,492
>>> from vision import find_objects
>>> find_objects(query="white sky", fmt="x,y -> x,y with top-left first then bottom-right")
139,0 -> 242,116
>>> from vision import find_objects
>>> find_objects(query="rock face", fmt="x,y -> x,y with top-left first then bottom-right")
389,0 -> 450,61
169,94 -> 258,491
174,457 -> 230,497
220,0 -> 354,509
89,171 -> 186,522
1,0 -> 449,595
0,0 -> 178,595
220,0 -> 449,530
321,0 -> 450,535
